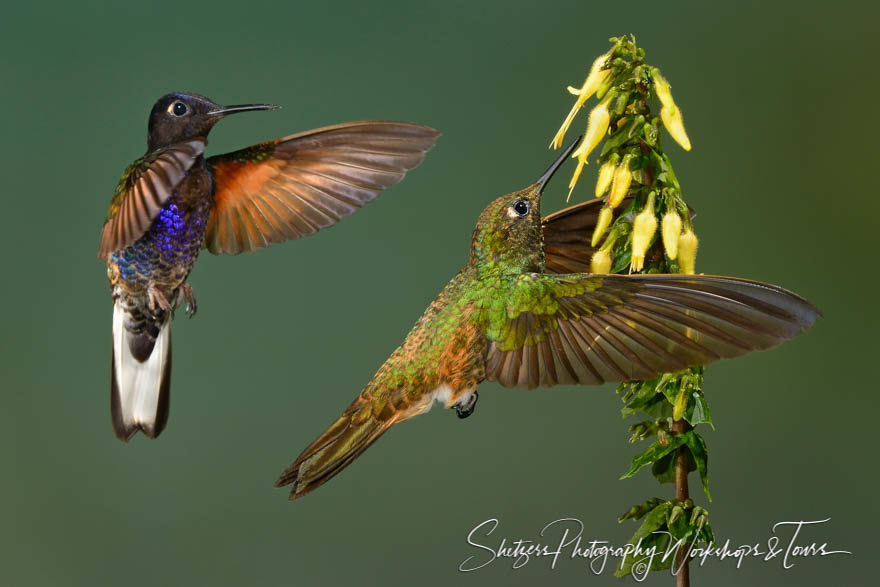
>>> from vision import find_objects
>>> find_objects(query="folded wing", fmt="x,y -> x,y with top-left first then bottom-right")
98,139 -> 206,259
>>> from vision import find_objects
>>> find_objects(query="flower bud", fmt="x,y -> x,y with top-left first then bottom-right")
591,205 -> 614,247
570,96 -> 611,165
653,71 -> 691,151
590,247 -> 612,274
673,388 -> 689,421
657,429 -> 669,447
630,200 -> 657,272
678,229 -> 699,274
595,158 -> 616,198
595,70 -> 616,100
607,155 -> 633,208
661,211 -> 683,260
661,104 -> 692,151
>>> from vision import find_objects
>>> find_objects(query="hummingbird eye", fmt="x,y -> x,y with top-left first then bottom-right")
168,101 -> 189,117
512,199 -> 530,217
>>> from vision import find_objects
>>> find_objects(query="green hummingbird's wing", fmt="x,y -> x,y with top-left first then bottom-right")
481,273 -> 819,389
203,121 -> 440,255
98,139 -> 206,259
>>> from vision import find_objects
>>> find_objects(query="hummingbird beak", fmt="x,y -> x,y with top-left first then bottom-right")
207,103 -> 281,117
535,136 -> 582,195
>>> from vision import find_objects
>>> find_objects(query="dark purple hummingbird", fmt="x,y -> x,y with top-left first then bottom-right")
99,92 -> 439,441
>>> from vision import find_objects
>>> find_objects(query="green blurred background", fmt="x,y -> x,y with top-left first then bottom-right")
1,1 -> 877,585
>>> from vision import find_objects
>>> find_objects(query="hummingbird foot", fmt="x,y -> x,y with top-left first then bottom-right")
175,283 -> 198,318
453,391 -> 478,419
147,283 -> 172,315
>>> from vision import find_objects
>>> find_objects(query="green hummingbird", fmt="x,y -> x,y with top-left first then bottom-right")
100,92 -> 439,441
276,138 -> 820,500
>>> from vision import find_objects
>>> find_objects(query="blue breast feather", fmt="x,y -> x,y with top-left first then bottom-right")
111,195 -> 210,287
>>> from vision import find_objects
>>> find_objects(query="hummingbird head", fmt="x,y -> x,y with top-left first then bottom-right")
469,137 -> 581,273
146,92 -> 279,151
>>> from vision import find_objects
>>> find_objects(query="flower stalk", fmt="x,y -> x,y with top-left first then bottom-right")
549,35 -> 713,585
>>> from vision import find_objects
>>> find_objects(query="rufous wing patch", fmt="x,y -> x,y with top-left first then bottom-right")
204,121 -> 440,255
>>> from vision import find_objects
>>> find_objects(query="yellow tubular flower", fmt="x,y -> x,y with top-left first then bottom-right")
595,159 -> 616,198
654,71 -> 691,151
607,155 -> 633,208
653,71 -> 674,109
661,104 -> 691,151
570,95 -> 611,165
550,52 -> 610,149
661,211 -> 683,260
631,197 -> 658,272
591,205 -> 614,247
567,155 -> 586,201
678,229 -> 699,274
590,248 -> 612,274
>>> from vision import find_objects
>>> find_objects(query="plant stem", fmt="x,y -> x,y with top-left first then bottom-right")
673,417 -> 692,587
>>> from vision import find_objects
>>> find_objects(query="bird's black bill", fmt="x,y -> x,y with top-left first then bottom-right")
207,103 -> 280,117
537,136 -> 582,194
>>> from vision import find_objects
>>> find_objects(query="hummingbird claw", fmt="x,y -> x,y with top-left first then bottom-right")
453,391 -> 478,419
147,284 -> 172,315
177,283 -> 197,318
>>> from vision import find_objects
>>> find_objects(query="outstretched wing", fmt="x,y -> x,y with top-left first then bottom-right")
204,121 -> 440,255
482,273 -> 819,389
98,140 -> 206,259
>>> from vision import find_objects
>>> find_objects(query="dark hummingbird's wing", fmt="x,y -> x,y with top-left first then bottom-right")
540,198 -> 694,273
204,121 -> 440,255
482,273 -> 819,389
98,139 -> 206,259
541,199 -> 619,273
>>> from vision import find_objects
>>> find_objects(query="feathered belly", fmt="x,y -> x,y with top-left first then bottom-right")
108,196 -> 210,297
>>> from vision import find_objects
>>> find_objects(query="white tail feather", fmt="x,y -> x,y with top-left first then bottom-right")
112,301 -> 171,440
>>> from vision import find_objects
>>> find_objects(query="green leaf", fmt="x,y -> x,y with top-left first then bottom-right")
656,373 -> 681,404
621,434 -> 687,479
610,245 -> 632,275
700,522 -> 715,545
667,506 -> 693,542
619,373 -> 672,417
622,394 -> 671,420
615,502 -> 675,578
685,390 -> 713,428
650,446 -> 696,484
650,452 -> 675,484
622,379 -> 658,406
630,502 -> 671,541
684,431 -> 712,501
